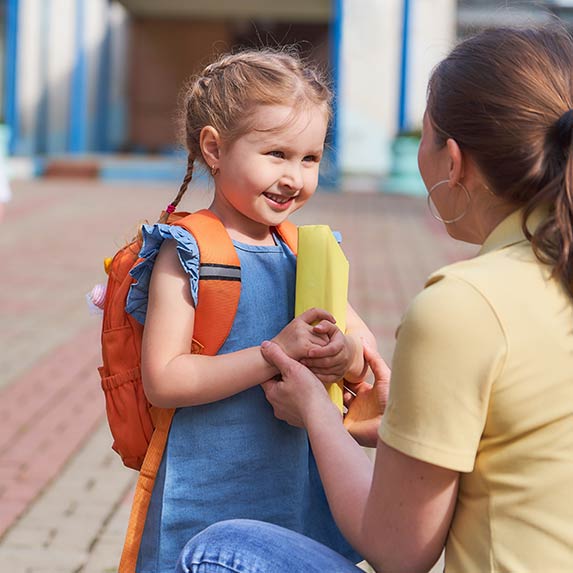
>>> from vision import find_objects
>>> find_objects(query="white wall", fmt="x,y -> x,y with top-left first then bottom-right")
407,0 -> 456,130
17,0 -> 42,155
108,1 -> 129,152
339,0 -> 401,176
46,0 -> 75,153
339,0 -> 457,177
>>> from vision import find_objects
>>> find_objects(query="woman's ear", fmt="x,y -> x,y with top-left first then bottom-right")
446,138 -> 464,187
200,126 -> 221,167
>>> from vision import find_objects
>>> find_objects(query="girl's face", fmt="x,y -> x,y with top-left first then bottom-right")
210,104 -> 328,242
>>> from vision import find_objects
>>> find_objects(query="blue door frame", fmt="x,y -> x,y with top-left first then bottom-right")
4,0 -> 18,154
326,0 -> 343,188
398,0 -> 411,132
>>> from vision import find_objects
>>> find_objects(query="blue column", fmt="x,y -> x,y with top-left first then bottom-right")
95,0 -> 111,152
398,0 -> 411,132
328,0 -> 343,188
4,0 -> 19,154
69,0 -> 88,153
36,0 -> 50,153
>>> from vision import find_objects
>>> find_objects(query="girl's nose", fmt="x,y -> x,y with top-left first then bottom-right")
281,162 -> 303,190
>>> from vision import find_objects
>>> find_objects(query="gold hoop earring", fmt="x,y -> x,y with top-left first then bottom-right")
211,164 -> 219,176
427,179 -> 471,224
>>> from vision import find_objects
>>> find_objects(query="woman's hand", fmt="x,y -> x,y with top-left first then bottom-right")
261,340 -> 339,429
343,342 -> 391,448
271,308 -> 335,362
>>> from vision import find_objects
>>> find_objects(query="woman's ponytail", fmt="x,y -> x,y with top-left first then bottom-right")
528,109 -> 573,298
553,143 -> 573,293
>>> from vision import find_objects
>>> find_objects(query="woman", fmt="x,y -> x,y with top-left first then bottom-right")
176,26 -> 573,573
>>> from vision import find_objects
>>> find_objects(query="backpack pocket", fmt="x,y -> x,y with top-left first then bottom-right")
100,365 -> 154,470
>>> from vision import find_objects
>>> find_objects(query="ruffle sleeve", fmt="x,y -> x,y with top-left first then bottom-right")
126,224 -> 200,324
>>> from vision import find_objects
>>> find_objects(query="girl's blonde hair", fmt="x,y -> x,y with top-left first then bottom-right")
160,48 -> 332,222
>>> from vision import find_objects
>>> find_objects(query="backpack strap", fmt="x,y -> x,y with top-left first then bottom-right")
275,219 -> 298,255
119,209 -> 243,573
174,209 -> 242,355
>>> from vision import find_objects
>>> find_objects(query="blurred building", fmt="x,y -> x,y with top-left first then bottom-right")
2,1 -> 570,183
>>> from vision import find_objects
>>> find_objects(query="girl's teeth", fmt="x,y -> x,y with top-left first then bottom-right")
265,193 -> 289,204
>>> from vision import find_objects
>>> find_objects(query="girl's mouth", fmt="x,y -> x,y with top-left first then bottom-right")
263,192 -> 295,208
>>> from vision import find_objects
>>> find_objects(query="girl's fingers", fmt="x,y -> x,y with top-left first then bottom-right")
298,308 -> 335,326
308,332 -> 330,347
307,342 -> 343,358
301,356 -> 339,369
312,319 -> 338,335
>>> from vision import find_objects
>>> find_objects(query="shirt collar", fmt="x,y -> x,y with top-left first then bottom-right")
478,205 -> 549,256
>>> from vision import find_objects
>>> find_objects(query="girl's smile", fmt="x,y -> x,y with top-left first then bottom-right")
262,191 -> 297,209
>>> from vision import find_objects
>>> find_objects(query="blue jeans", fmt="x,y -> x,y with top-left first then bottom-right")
175,519 -> 364,573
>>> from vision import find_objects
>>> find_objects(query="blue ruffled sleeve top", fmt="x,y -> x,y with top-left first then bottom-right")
125,222 -> 361,573
126,224 -> 200,323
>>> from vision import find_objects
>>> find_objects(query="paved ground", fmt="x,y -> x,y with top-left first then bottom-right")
0,178 -> 476,572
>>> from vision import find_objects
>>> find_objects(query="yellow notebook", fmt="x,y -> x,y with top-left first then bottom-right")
295,225 -> 349,411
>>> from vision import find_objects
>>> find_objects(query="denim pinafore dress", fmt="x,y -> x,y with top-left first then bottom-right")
126,224 -> 361,573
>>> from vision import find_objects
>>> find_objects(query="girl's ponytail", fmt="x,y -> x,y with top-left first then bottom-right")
158,152 -> 195,224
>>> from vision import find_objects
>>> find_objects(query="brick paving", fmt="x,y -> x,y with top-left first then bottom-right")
0,179 -> 476,572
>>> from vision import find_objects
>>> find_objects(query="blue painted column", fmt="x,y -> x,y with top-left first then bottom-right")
398,0 -> 411,132
4,0 -> 19,154
35,0 -> 50,153
69,0 -> 88,153
328,0 -> 343,188
95,0 -> 111,152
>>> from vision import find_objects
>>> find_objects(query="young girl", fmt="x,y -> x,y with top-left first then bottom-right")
125,49 -> 375,572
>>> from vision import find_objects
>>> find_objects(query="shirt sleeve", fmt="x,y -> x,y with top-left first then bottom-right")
378,274 -> 507,472
125,223 -> 200,324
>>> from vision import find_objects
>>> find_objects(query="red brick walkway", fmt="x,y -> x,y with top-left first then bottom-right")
0,325 -> 103,536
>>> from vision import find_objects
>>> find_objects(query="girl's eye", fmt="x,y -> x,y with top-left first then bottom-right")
303,155 -> 319,163
268,151 -> 284,158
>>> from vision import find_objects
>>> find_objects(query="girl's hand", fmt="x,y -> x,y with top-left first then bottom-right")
343,341 -> 391,448
271,308 -> 335,362
260,340 -> 337,428
301,320 -> 358,383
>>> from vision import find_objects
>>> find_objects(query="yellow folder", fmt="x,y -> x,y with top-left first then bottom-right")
295,225 -> 349,411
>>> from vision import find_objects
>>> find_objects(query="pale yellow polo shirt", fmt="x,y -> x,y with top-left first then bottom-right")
379,208 -> 573,572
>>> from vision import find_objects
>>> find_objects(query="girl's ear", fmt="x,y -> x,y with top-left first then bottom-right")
200,126 -> 221,167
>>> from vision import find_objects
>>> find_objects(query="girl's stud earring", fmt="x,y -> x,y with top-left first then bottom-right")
211,165 -> 219,176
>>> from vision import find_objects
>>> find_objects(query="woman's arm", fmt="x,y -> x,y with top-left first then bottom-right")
141,240 -> 331,408
261,341 -> 458,573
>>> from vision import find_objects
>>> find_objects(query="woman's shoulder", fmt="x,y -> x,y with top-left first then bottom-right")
426,239 -> 547,308
405,271 -> 499,335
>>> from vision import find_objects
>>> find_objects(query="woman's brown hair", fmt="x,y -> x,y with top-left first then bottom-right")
159,47 -> 332,224
427,25 -> 573,297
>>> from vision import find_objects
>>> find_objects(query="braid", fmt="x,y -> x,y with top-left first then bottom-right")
158,153 -> 195,223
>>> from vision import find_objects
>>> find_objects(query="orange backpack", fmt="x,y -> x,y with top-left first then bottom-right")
97,209 -> 298,571
98,209 -> 298,470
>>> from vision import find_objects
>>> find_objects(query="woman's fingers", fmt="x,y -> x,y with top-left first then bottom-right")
363,340 -> 391,383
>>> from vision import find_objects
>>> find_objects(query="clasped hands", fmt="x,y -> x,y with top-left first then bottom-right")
262,308 -> 391,447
